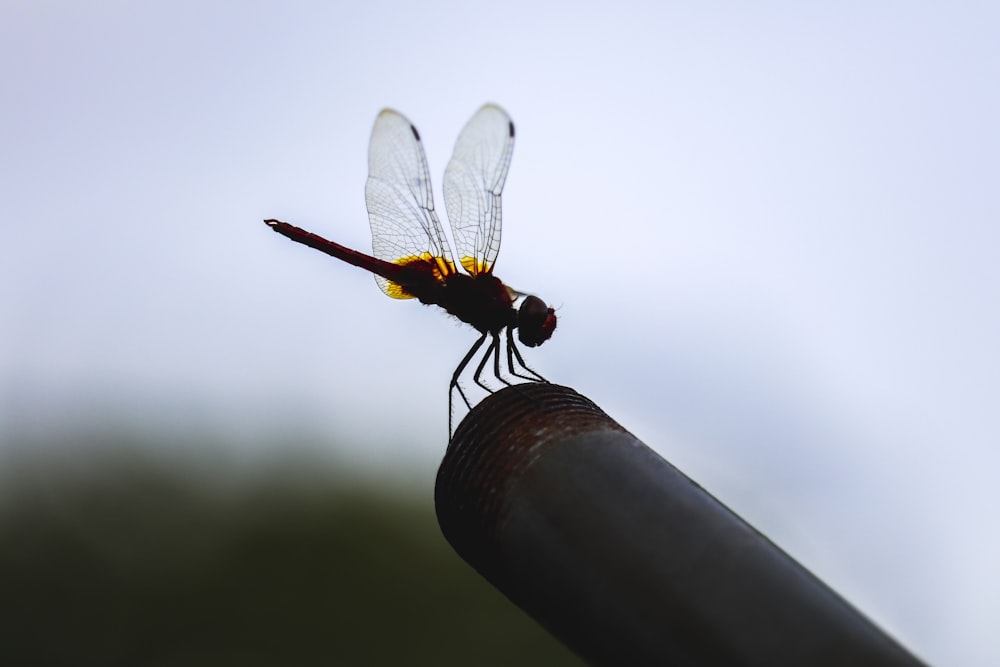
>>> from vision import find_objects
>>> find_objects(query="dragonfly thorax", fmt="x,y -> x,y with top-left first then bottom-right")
438,273 -> 518,335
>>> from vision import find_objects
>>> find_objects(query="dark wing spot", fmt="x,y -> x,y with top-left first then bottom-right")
508,121 -> 515,138
410,124 -> 421,141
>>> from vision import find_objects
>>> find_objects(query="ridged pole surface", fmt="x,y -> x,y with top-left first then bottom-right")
435,383 -> 925,667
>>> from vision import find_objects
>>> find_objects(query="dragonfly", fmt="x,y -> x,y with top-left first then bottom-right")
265,103 -> 557,434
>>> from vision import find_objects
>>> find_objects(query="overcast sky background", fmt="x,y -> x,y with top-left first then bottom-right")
2,2 -> 998,664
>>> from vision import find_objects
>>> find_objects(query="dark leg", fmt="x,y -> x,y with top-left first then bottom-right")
450,332 -> 489,436
506,325 -> 547,383
472,332 -> 508,393
493,331 -> 513,388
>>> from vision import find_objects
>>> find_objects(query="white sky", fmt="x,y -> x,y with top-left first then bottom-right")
2,2 -> 999,664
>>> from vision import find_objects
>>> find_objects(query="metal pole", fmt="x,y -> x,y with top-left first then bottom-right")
435,383 -> 926,667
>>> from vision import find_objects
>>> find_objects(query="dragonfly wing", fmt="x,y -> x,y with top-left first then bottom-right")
443,104 -> 514,276
365,109 -> 455,297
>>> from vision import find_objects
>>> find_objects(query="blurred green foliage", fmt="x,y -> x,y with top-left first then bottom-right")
0,436 -> 582,666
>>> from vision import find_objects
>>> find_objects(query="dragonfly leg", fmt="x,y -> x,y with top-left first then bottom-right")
492,331 -> 513,388
472,332 -> 506,393
450,331 -> 488,436
506,325 -> 548,383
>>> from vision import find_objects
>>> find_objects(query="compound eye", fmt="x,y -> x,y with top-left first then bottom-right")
518,296 -> 556,347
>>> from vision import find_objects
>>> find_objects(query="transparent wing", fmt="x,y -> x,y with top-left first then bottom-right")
443,104 -> 515,275
365,109 -> 455,297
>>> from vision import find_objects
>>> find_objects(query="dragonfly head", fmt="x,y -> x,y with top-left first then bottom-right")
517,295 -> 557,347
